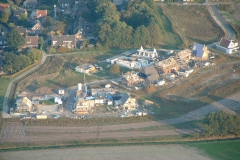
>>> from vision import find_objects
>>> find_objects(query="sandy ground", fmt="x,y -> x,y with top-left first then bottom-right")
0,145 -> 213,160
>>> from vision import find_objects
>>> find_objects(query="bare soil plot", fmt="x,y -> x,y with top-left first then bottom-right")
0,145 -> 213,160
0,122 -> 25,143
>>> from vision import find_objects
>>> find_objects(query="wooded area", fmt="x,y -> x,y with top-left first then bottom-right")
88,0 -> 164,49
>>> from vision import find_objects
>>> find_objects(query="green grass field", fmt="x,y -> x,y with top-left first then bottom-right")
39,99 -> 55,105
188,140 -> 240,160
0,78 -> 11,112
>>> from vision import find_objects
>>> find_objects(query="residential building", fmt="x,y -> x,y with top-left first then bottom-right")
31,9 -> 47,19
122,71 -> 144,86
30,20 -> 43,34
51,35 -> 76,48
91,88 -> 116,97
16,26 -> 29,36
139,66 -> 159,85
23,0 -> 38,9
16,97 -> 33,113
192,43 -> 209,61
176,49 -> 192,62
58,0 -> 72,9
137,46 -> 158,58
0,3 -> 10,12
75,64 -> 96,74
12,8 -> 27,21
25,36 -> 39,48
0,36 -> 8,49
74,98 -> 94,114
216,38 -> 239,54
155,57 -> 178,73
115,93 -> 137,110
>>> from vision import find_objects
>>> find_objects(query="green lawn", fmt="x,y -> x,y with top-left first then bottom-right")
39,99 -> 55,105
187,140 -> 240,160
0,77 -> 11,112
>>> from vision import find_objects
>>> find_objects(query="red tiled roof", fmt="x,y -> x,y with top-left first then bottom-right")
0,3 -> 10,11
219,38 -> 231,48
36,10 -> 47,18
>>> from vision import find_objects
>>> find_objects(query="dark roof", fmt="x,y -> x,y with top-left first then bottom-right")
26,36 -> 38,46
121,49 -> 137,56
13,8 -> 27,16
192,43 -> 204,58
59,0 -> 72,4
117,93 -> 130,105
140,66 -> 159,84
219,38 -> 231,48
16,26 -> 28,34
52,35 -> 76,46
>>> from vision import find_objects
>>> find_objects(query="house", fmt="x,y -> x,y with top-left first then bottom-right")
0,3 -> 10,12
137,46 -> 158,58
115,93 -> 137,110
31,9 -> 47,19
216,38 -> 239,54
12,8 -> 27,21
16,97 -> 33,113
25,36 -> 39,48
63,6 -> 72,15
51,35 -> 76,48
139,66 -> 159,85
74,98 -> 94,114
75,64 -> 96,74
23,0 -> 38,9
0,36 -> 8,49
192,43 -> 209,61
16,26 -> 29,36
58,0 -> 72,9
122,71 -> 144,86
91,88 -> 116,97
155,57 -> 178,73
176,49 -> 192,62
30,20 -> 43,34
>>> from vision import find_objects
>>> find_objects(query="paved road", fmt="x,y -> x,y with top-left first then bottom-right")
2,51 -> 48,118
208,5 -> 236,40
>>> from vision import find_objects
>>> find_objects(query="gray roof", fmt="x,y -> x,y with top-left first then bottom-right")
52,35 -> 76,46
16,26 -> 28,34
141,66 -> 159,85
116,93 -> 130,106
121,49 -> 137,56
192,43 -> 204,58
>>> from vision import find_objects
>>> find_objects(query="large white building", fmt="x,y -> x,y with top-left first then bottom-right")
216,38 -> 239,54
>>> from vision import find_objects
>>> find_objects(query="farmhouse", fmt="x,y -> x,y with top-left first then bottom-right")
192,43 -> 209,61
155,57 -> 178,73
216,38 -> 239,54
115,93 -> 137,110
74,98 -> 94,114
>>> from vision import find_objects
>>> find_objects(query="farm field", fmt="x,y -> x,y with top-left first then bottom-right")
188,140 -> 240,160
0,145 -> 212,160
161,5 -> 224,47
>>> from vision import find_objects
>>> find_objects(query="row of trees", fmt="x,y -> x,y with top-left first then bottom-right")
88,0 -> 163,49
2,48 -> 42,74
203,111 -> 240,137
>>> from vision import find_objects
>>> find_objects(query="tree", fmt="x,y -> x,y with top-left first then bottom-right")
54,21 -> 66,34
7,29 -> 25,50
45,16 -> 53,27
109,64 -> 120,75
18,13 -> 28,26
0,10 -> 10,23
39,37 -> 44,46
14,0 -> 22,5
